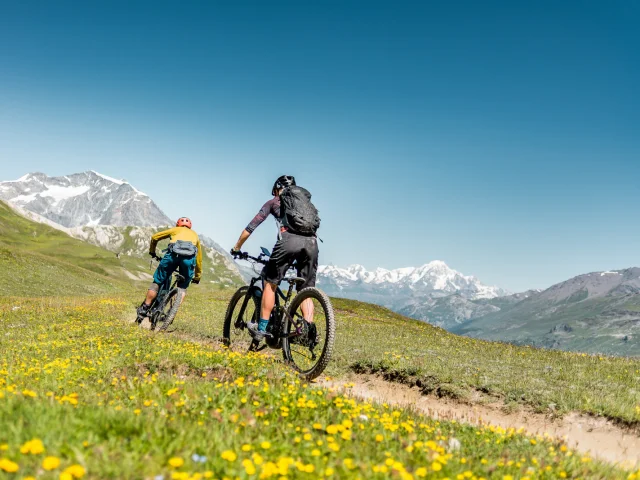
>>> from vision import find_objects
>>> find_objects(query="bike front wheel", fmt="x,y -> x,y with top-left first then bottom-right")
222,286 -> 261,351
282,287 -> 335,381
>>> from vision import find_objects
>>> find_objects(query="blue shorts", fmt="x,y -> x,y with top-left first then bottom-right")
153,251 -> 196,289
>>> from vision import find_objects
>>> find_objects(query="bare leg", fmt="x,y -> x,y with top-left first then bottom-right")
261,282 -> 277,320
177,288 -> 187,305
301,297 -> 314,322
143,284 -> 160,306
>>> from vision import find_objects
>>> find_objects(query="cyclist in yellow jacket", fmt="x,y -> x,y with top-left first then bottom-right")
136,217 -> 203,322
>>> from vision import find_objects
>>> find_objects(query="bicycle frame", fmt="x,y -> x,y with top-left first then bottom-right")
149,269 -> 181,315
233,257 -> 300,350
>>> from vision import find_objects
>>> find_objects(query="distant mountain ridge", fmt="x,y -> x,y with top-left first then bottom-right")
0,171 -> 171,227
317,261 -> 510,329
318,261 -> 507,298
451,268 -> 640,355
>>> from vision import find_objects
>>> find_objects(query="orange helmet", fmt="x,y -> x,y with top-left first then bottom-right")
176,217 -> 192,229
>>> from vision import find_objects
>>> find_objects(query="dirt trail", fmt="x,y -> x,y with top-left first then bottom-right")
125,312 -> 640,468
322,374 -> 640,469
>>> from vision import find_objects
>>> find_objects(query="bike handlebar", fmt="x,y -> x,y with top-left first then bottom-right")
232,251 -> 268,265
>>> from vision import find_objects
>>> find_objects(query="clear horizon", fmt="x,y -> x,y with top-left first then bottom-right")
1,1 -> 639,292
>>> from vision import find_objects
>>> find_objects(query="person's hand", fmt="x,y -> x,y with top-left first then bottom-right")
230,247 -> 240,257
192,278 -> 200,285
149,252 -> 159,260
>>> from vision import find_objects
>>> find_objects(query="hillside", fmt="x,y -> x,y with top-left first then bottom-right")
3,200 -> 639,427
452,269 -> 640,356
2,298 -> 633,478
0,201 -> 241,294
1,202 -> 640,475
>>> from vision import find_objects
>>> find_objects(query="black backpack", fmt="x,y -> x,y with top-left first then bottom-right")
280,186 -> 321,235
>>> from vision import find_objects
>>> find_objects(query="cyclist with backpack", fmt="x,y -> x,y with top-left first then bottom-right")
136,217 -> 203,323
231,175 -> 321,341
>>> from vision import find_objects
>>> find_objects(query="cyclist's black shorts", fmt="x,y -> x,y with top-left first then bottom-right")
262,231 -> 318,290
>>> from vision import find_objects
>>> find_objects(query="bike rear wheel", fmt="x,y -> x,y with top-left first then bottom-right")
222,286 -> 261,351
155,289 -> 180,332
282,287 -> 335,380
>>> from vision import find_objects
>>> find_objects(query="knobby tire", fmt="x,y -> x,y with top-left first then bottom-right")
158,289 -> 180,331
222,286 -> 260,349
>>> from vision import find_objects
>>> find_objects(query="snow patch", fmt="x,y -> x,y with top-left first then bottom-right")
601,271 -> 621,276
35,185 -> 90,205
91,171 -> 124,185
12,193 -> 38,203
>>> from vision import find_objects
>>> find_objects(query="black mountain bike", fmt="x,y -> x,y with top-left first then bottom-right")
136,254 -> 183,332
223,248 -> 335,380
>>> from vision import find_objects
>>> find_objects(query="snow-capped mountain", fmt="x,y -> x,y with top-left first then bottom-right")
0,171 -> 171,227
318,261 -> 506,299
1,171 -> 244,285
317,262 -> 509,328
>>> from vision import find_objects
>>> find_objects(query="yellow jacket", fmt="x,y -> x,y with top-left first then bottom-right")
150,226 -> 203,281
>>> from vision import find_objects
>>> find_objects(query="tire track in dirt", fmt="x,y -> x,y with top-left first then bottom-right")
321,374 -> 640,469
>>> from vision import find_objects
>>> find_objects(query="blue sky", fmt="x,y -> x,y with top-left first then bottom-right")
1,0 -> 638,292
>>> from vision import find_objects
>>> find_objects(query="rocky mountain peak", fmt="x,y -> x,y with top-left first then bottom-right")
0,171 -> 172,228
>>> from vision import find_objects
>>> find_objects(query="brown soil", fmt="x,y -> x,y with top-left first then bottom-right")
322,374 -> 640,469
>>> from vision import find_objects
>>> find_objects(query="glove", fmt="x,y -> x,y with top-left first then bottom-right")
149,252 -> 160,261
230,247 -> 240,257
192,278 -> 200,285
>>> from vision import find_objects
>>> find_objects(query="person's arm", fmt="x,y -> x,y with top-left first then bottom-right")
232,229 -> 251,252
232,199 -> 274,251
149,228 -> 175,255
194,239 -> 203,281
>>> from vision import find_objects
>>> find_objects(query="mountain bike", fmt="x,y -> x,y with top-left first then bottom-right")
136,254 -> 183,332
223,248 -> 335,380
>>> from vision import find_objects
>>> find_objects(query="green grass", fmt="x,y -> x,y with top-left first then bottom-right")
1,297 -> 634,479
0,201 -> 240,294
167,293 -> 640,427
2,199 -> 640,477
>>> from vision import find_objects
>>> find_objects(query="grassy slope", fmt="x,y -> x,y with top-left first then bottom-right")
454,293 -> 640,357
0,201 -> 135,295
0,201 -> 238,295
0,297 -> 632,479
74,225 -> 243,287
1,200 -> 640,477
171,293 -> 640,426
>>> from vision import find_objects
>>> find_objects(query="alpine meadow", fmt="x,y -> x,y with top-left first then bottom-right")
2,2 -> 640,479
1,175 -> 640,479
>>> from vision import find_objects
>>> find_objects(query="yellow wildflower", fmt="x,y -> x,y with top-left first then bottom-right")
221,450 -> 237,462
20,439 -> 45,455
63,464 -> 86,478
242,459 -> 256,475
43,456 -> 61,470
0,458 -> 19,473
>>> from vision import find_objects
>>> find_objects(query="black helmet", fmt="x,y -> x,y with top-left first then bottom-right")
272,175 -> 296,195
